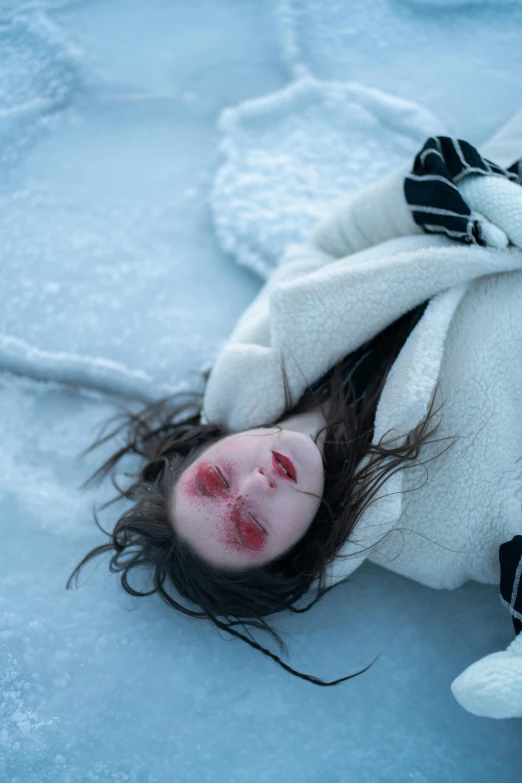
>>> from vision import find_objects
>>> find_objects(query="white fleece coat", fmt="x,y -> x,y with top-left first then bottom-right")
201,110 -> 522,595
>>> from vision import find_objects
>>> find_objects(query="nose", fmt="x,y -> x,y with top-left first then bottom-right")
258,466 -> 277,489
245,466 -> 276,493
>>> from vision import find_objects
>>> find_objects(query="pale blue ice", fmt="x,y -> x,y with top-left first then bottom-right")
1,1 -> 522,781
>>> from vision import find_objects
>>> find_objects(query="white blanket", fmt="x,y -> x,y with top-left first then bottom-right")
201,109 -> 522,718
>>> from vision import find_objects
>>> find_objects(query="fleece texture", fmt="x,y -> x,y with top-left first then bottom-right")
201,109 -> 522,717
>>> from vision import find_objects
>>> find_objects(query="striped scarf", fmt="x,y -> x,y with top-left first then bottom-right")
404,135 -> 522,245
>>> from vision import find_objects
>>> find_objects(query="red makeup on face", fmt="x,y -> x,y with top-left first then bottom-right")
183,459 -> 267,553
172,426 -> 326,571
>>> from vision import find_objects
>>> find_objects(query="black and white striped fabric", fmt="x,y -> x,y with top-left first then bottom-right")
404,136 -> 522,245
500,536 -> 522,636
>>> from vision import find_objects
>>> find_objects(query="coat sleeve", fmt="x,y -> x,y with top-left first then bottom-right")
199,242 -> 335,429
308,160 -> 423,260
285,108 -> 522,266
206,156 -> 428,389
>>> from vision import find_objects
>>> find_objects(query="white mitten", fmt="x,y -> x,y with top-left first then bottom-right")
451,633 -> 522,719
469,210 -> 508,249
458,174 -> 522,250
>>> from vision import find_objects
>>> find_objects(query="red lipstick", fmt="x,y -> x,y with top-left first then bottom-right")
272,451 -> 297,482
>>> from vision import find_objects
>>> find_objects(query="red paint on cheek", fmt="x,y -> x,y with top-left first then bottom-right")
194,462 -> 228,498
229,498 -> 266,551
184,460 -> 267,553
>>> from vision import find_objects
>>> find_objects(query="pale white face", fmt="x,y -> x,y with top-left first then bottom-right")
170,426 -> 325,570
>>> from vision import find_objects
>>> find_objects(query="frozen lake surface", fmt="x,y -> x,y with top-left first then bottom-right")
1,0 -> 522,780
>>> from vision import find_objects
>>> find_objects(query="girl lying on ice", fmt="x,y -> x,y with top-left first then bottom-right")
68,108 -> 522,720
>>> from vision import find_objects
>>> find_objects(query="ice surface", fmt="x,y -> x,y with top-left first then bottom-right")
1,0 -> 522,781
0,0 -> 286,392
278,0 -> 522,141
0,12 -> 80,171
212,76 -> 444,277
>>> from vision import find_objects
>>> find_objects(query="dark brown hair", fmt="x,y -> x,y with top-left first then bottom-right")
67,303 -> 457,685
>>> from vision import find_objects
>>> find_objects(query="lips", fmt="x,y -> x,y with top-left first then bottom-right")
272,451 -> 297,482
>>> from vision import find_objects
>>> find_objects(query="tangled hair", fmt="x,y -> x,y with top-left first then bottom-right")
67,302 -> 457,685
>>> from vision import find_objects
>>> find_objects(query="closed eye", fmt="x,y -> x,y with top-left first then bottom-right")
249,514 -> 267,534
214,466 -> 229,488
